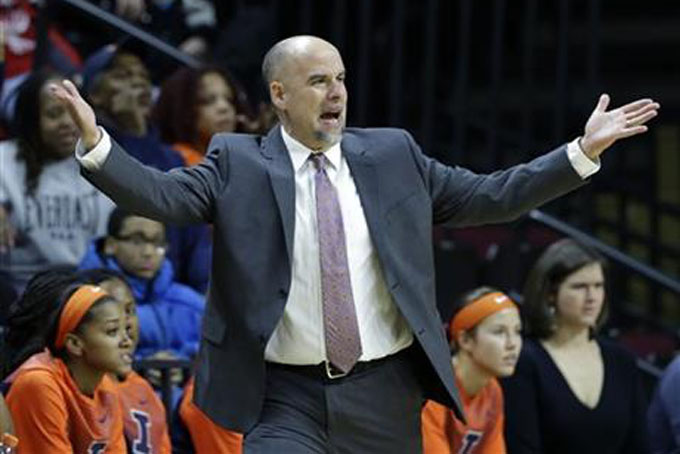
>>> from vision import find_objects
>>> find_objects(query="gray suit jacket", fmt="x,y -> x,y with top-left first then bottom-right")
84,125 -> 584,432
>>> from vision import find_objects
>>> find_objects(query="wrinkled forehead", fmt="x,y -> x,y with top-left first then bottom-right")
282,45 -> 345,82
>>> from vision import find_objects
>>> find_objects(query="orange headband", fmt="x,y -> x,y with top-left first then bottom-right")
55,285 -> 110,349
450,292 -> 517,340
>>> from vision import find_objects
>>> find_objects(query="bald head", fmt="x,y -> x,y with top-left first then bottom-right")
262,36 -> 340,85
263,35 -> 347,151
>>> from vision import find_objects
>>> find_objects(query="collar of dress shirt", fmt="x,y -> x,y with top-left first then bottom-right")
280,126 -> 342,173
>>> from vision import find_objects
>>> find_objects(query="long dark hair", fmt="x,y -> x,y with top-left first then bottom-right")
152,65 -> 254,146
1,267 -> 78,379
522,238 -> 609,339
11,70 -> 65,195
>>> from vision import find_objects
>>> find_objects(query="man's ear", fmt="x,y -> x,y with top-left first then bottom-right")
269,81 -> 286,111
64,333 -> 85,358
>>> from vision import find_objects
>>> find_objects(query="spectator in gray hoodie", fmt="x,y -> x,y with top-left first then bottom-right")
0,70 -> 114,292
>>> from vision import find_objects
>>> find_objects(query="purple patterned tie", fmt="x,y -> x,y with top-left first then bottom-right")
311,153 -> 362,373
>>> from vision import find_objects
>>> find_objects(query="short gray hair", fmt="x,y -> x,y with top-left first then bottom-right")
261,40 -> 289,85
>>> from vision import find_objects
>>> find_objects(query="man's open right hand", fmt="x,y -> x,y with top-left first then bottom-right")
49,80 -> 102,151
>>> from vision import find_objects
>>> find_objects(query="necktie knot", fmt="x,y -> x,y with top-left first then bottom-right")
310,152 -> 328,171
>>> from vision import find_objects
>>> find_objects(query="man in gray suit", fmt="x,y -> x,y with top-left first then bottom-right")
52,35 -> 659,453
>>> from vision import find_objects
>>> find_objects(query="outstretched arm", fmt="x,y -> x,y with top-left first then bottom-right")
49,80 -> 223,225
416,94 -> 659,227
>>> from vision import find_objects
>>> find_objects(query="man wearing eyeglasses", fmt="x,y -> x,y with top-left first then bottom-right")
78,207 -> 205,365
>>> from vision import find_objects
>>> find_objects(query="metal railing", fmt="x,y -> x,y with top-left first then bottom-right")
529,210 -> 680,296
54,0 -> 202,69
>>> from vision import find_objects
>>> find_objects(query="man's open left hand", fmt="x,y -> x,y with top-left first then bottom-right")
580,94 -> 660,160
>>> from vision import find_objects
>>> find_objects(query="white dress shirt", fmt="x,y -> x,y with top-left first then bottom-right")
77,128 -> 600,364
264,128 -> 413,364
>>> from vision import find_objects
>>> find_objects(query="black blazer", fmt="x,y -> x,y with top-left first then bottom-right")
84,125 -> 584,432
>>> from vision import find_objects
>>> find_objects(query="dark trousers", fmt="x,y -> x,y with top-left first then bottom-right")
243,348 -> 425,453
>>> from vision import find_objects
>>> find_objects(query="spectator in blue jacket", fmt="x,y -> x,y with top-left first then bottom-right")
648,356 -> 680,453
79,207 -> 205,362
80,43 -> 212,294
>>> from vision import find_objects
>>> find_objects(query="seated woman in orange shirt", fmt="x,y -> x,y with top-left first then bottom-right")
79,268 -> 172,454
6,283 -> 132,454
421,287 -> 522,454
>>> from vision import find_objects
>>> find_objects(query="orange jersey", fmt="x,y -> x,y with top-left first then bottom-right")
179,378 -> 243,454
116,371 -> 171,454
422,376 -> 506,454
6,352 -> 125,454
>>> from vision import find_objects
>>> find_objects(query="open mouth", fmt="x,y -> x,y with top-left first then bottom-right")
320,110 -> 342,125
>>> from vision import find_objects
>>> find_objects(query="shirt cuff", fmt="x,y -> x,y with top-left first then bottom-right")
567,137 -> 600,179
75,127 -> 111,171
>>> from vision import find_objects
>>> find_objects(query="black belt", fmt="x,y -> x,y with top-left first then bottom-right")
268,348 -> 409,380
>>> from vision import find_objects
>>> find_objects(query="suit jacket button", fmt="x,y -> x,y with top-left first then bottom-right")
279,288 -> 288,297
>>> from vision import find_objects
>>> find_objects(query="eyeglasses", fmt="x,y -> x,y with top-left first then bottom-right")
114,234 -> 168,253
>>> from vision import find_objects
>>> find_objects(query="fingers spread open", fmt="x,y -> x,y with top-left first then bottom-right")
620,98 -> 656,114
626,101 -> 660,119
626,109 -> 658,128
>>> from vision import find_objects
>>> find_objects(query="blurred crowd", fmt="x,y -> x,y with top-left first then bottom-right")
0,1 -> 272,451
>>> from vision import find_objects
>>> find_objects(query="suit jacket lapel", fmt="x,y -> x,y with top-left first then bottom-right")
262,126 -> 295,263
342,134 -> 393,287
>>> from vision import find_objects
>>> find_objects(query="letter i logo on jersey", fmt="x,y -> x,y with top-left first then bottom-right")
131,410 -> 152,454
459,430 -> 483,454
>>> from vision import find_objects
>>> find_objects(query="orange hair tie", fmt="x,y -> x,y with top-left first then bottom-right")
450,292 -> 517,340
55,285 -> 110,349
